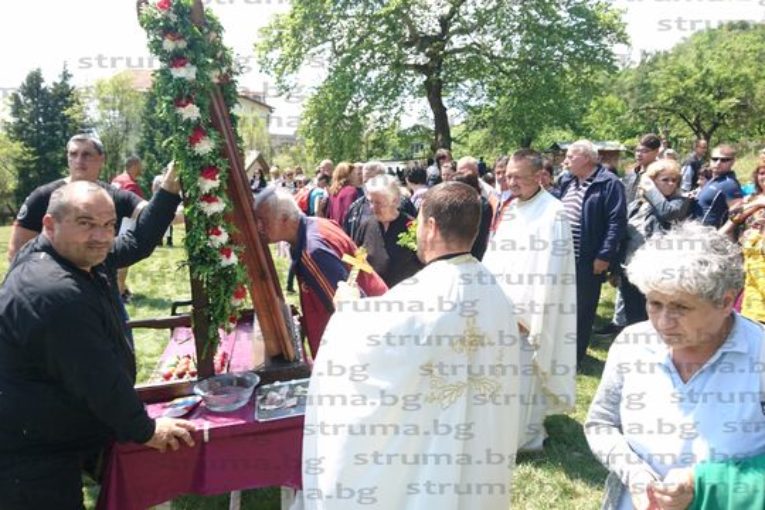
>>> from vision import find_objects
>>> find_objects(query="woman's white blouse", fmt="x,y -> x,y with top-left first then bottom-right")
586,313 -> 765,510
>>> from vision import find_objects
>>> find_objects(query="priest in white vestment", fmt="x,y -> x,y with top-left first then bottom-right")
482,149 -> 577,451
297,182 -> 522,510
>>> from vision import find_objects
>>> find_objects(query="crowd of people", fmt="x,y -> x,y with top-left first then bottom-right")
2,127 -> 764,509
256,137 -> 765,509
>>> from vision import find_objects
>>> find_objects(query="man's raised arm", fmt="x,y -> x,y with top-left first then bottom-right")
7,225 -> 37,262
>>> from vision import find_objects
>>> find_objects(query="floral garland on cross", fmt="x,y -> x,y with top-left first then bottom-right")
139,0 -> 249,350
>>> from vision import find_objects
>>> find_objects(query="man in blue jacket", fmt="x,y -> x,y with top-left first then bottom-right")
553,140 -> 627,365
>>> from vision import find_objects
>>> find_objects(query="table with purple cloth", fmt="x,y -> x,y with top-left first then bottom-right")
95,322 -> 304,510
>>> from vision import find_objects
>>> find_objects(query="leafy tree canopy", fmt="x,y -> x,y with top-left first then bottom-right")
5,68 -> 84,206
257,0 -> 626,160
620,22 -> 765,146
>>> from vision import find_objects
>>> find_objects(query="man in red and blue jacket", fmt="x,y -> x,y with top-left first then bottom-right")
254,187 -> 388,358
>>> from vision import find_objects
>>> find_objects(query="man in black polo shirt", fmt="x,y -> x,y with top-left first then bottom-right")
0,179 -> 195,510
7,132 -> 146,261
692,143 -> 743,227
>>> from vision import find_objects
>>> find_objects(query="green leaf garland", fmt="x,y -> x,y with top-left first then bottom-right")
139,0 -> 249,350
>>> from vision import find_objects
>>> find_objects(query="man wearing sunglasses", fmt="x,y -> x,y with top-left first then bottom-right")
692,144 -> 743,227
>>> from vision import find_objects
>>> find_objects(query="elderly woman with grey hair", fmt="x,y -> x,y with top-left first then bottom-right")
354,174 -> 422,287
586,222 -> 765,510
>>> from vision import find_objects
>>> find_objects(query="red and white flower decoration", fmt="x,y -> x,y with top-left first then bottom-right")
188,126 -> 214,155
140,0 -> 251,343
162,32 -> 187,51
231,285 -> 247,307
207,225 -> 229,248
219,246 -> 238,267
170,56 -> 197,81
199,194 -> 225,216
198,166 -> 221,193
174,97 -> 200,122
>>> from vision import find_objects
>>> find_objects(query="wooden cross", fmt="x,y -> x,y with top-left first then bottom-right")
136,0 -> 300,389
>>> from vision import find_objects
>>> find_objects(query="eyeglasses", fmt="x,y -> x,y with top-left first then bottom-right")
711,157 -> 733,162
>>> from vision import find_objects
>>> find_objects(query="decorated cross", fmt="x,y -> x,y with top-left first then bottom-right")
341,248 -> 374,288
137,0 -> 299,383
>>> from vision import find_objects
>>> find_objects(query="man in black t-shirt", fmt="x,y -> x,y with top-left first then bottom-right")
7,133 -> 147,261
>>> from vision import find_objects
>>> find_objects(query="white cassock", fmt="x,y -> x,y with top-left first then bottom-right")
296,254 -> 521,510
482,189 -> 577,450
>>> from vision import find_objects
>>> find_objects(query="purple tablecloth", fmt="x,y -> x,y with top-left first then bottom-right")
96,322 -> 303,510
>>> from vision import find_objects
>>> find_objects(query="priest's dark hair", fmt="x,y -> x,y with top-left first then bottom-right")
421,182 -> 480,246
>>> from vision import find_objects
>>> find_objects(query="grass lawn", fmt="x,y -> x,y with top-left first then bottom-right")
0,225 -> 616,509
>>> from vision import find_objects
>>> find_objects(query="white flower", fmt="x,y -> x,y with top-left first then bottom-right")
162,37 -> 188,52
210,69 -> 222,84
170,64 -> 197,81
199,196 -> 225,216
207,227 -> 229,248
192,137 -> 214,156
220,249 -> 238,267
198,174 -> 220,193
176,103 -> 201,121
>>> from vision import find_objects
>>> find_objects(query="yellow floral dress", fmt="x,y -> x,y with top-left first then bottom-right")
741,212 -> 765,322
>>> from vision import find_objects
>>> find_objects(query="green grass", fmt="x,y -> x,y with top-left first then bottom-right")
0,225 -> 617,509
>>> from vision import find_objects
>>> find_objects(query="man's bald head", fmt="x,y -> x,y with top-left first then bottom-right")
47,182 -> 112,219
456,156 -> 479,177
44,182 -> 116,271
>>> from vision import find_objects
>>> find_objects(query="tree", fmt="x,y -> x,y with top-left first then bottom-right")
137,77 -> 174,192
239,112 -> 273,163
459,2 -> 626,149
5,68 -> 84,206
91,71 -> 145,181
0,132 -> 28,217
622,22 -> 765,145
257,0 -> 625,157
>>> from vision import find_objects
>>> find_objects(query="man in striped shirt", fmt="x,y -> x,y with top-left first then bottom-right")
553,140 -> 626,365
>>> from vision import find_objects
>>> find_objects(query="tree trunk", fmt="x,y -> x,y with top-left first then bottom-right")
424,74 -> 451,150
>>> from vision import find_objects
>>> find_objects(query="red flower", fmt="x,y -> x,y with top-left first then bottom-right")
170,56 -> 188,68
220,246 -> 233,258
208,226 -> 222,236
174,96 -> 192,108
188,126 -> 207,145
233,285 -> 247,300
200,166 -> 220,181
156,0 -> 171,11
201,195 -> 220,205
165,31 -> 182,41
228,315 -> 238,326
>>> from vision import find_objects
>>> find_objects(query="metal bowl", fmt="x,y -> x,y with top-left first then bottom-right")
193,372 -> 260,413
